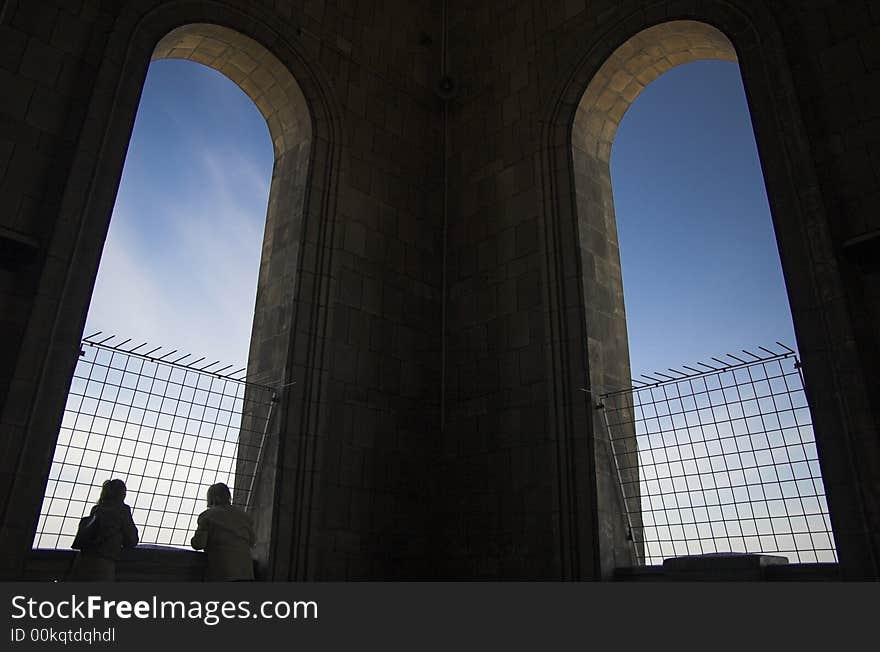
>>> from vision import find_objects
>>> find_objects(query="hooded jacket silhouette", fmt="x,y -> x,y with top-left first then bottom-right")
191,484 -> 255,581
68,479 -> 138,581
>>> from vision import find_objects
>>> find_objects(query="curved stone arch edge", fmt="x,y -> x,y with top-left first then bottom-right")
0,0 -> 343,581
536,1 -> 873,577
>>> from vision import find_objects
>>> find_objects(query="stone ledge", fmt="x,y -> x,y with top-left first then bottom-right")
661,553 -> 788,580
615,556 -> 840,582
663,552 -> 789,573
23,546 -> 207,582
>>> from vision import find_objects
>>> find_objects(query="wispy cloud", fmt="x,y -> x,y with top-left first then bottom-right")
41,58 -> 275,550
85,143 -> 270,369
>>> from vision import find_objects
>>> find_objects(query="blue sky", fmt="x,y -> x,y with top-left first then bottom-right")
48,54 -> 816,555
87,57 -> 796,379
85,59 -> 273,368
611,60 -> 796,378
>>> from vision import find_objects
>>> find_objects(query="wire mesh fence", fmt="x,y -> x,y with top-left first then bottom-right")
33,335 -> 276,550
598,344 -> 837,566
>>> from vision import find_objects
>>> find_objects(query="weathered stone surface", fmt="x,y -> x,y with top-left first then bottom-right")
0,0 -> 878,581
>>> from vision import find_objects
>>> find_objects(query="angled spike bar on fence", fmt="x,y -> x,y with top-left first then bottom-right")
599,344 -> 802,402
742,349 -> 762,361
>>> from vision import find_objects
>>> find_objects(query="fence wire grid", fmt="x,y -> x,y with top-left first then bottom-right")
33,336 -> 276,550
599,344 -> 837,566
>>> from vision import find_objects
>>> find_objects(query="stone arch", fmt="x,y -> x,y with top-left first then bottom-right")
151,24 -> 311,158
3,1 -> 342,580
571,21 -> 738,400
569,20 -> 739,577
149,22 -> 316,575
539,3 -> 874,578
573,21 -> 736,163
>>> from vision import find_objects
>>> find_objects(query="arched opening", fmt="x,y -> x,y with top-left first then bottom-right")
34,54 -> 275,552
571,22 -> 834,567
27,22 -> 316,573
572,21 -> 737,395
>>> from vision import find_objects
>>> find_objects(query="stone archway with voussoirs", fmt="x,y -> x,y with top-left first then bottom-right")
539,5 -> 877,579
151,22 -> 317,580
0,1 -> 342,581
573,20 -> 739,577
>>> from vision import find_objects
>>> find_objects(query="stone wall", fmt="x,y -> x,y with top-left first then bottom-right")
0,0 -> 443,581
0,0 -> 878,579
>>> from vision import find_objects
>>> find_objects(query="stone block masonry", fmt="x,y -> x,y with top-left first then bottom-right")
0,0 -> 878,580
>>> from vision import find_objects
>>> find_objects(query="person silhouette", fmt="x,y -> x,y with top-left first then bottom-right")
190,483 -> 256,581
68,478 -> 139,581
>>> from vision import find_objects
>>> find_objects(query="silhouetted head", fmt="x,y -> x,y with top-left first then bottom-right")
99,478 -> 127,505
206,483 -> 232,507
